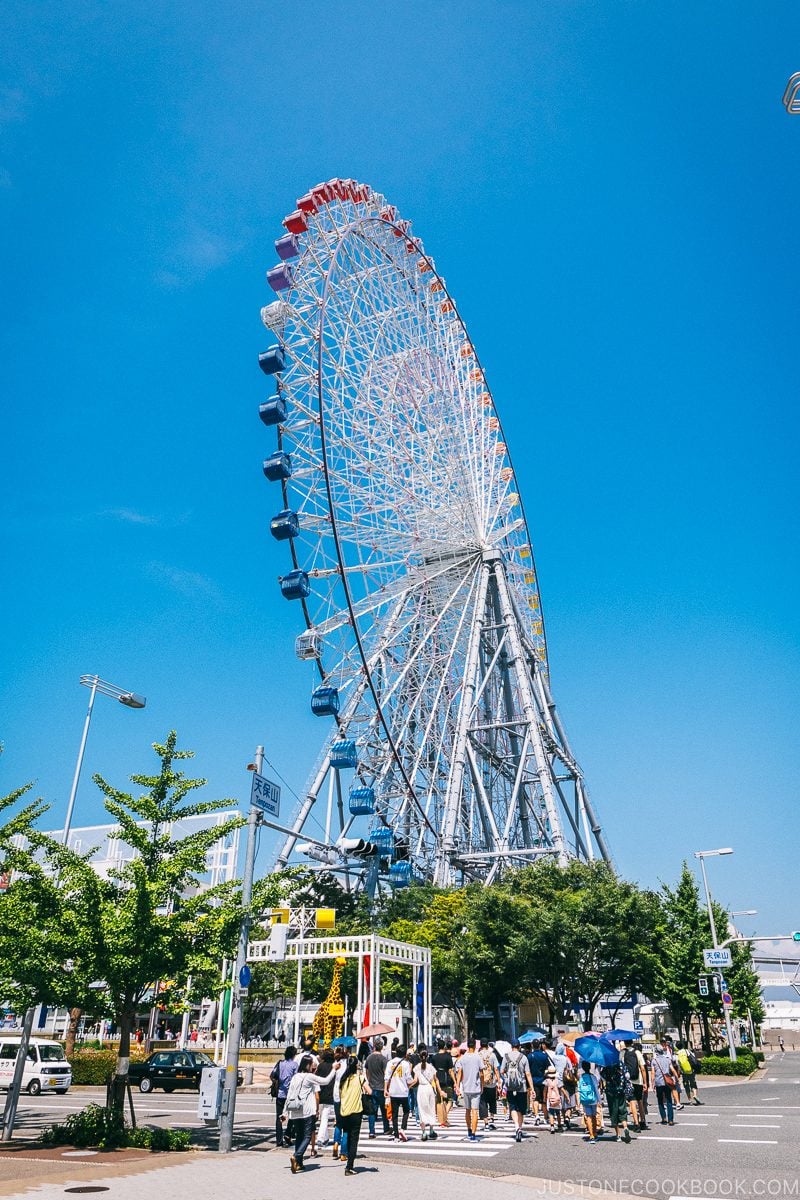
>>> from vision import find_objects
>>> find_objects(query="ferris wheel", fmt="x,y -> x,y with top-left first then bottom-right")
257,177 -> 610,890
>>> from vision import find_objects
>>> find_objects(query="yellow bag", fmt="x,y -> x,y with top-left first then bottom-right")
340,1073 -> 364,1117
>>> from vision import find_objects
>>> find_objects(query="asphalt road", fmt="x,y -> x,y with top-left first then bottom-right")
7,1052 -> 799,1197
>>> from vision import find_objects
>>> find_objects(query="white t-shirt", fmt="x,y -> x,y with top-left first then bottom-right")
385,1056 -> 414,1097
332,1058 -> 348,1102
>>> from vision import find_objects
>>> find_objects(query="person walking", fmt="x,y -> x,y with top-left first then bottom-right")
364,1036 -> 391,1137
413,1046 -> 442,1140
338,1055 -> 366,1175
600,1061 -> 632,1142
623,1041 -> 647,1130
431,1039 -> 455,1127
578,1061 -> 601,1143
502,1038 -> 534,1143
454,1036 -> 483,1141
779,1036 -> 785,1054
385,1044 -> 414,1140
315,1048 -> 336,1150
527,1039 -> 550,1126
331,1048 -> 348,1161
479,1041 -> 501,1132
676,1042 -> 702,1106
652,1039 -> 678,1126
544,1066 -> 564,1133
286,1054 -> 336,1174
273,1045 -> 298,1148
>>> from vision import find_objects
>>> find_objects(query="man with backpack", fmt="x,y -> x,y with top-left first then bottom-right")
501,1038 -> 534,1143
676,1041 -> 702,1106
623,1041 -> 648,1131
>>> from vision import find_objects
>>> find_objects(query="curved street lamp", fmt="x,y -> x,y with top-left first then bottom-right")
62,674 -> 146,846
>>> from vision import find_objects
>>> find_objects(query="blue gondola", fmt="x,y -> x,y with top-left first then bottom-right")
280,569 -> 310,600
270,509 -> 299,541
263,450 -> 292,482
311,685 -> 340,716
267,262 -> 294,293
275,233 -> 300,261
259,396 -> 287,426
258,345 -> 287,376
330,740 -> 358,769
390,861 -> 412,887
369,827 -> 393,855
349,786 -> 376,816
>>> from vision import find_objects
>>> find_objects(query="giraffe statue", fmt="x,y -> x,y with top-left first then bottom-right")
311,956 -> 347,1048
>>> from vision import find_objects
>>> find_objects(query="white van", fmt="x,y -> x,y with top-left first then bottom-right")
0,1038 -> 72,1095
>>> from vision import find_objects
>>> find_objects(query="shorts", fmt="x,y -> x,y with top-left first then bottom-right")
462,1091 -> 481,1112
439,1083 -> 454,1103
533,1082 -> 545,1105
607,1095 -> 629,1126
632,1084 -> 644,1101
582,1103 -> 598,1118
547,1106 -> 562,1118
507,1090 -> 528,1114
481,1086 -> 497,1115
682,1072 -> 696,1090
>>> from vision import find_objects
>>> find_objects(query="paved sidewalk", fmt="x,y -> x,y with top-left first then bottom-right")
0,1146 -> 639,1200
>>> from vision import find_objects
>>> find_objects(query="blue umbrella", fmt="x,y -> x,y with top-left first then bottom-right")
574,1034 -> 620,1066
518,1030 -> 547,1044
330,1035 -> 357,1048
601,1029 -> 639,1043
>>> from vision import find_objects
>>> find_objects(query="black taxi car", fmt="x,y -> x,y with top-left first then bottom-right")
127,1050 -> 242,1093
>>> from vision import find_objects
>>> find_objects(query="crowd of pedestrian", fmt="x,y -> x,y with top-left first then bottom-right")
270,1031 -> 703,1175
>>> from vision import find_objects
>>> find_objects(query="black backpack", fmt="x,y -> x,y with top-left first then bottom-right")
623,1049 -> 640,1082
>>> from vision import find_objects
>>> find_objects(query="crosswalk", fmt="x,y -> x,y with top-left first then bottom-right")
363,1108 -> 539,1160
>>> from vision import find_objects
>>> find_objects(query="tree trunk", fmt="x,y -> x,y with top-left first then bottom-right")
700,1012 -> 711,1054
109,1007 -> 134,1113
64,1007 -> 82,1058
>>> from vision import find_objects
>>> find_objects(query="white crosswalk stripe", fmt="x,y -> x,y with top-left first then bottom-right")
362,1109 -> 540,1159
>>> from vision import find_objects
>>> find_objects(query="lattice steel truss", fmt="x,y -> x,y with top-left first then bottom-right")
258,178 -> 609,888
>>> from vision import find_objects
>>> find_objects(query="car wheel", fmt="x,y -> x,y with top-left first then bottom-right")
56,1089 -> 69,1095
139,1077 -> 153,1093
27,1079 -> 42,1096
163,1086 -> 174,1093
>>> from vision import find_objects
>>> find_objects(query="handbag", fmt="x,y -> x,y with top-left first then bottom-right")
360,1090 -> 375,1117
269,1064 -> 280,1099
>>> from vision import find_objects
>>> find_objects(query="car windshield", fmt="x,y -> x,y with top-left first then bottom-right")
193,1052 -> 214,1065
39,1046 -> 66,1062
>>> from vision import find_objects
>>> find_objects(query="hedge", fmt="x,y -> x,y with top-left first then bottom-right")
68,1047 -> 147,1086
698,1053 -> 757,1076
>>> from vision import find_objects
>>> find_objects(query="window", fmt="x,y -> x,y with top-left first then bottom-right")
151,1054 -> 172,1067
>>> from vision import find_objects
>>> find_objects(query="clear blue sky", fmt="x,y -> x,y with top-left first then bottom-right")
2,2 -> 798,934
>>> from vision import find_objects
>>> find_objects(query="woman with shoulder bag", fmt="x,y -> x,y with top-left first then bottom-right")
339,1056 -> 366,1175
413,1047 -> 442,1141
651,1040 -> 677,1126
287,1055 -> 336,1174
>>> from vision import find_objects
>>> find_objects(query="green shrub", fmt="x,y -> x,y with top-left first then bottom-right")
39,1104 -> 192,1152
698,1053 -> 756,1076
68,1047 -> 147,1085
40,1104 -> 127,1149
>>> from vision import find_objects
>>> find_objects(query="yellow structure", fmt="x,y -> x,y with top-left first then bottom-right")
312,956 -> 347,1047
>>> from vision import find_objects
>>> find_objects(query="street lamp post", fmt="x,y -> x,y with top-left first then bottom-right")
63,675 -> 146,845
694,848 -> 737,1062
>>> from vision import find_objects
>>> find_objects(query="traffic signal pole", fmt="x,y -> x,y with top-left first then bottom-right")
218,745 -> 263,1154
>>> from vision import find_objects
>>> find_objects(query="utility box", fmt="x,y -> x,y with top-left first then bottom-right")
198,1065 -> 225,1123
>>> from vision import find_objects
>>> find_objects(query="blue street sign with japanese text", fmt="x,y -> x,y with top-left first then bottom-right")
250,772 -> 280,817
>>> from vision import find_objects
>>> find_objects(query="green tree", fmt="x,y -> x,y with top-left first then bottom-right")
506,860 -> 664,1030
83,731 -> 243,1110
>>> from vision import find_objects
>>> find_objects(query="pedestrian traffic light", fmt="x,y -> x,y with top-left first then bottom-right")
793,931 -> 800,942
712,975 -> 721,993
698,976 -> 709,997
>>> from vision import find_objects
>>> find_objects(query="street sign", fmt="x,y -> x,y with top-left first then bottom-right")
633,1020 -> 644,1031
239,965 -> 252,989
250,772 -> 280,817
722,992 -> 733,1006
703,948 -> 732,969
